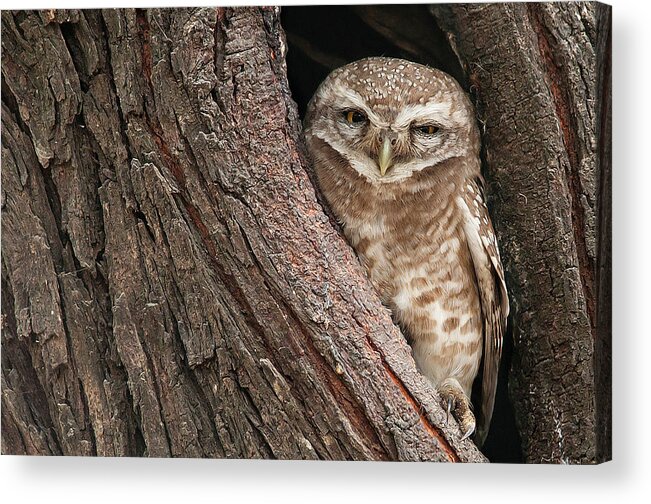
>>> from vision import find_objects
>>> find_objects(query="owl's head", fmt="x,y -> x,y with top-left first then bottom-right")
304,57 -> 479,184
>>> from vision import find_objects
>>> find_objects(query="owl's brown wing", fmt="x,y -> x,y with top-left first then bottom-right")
456,176 -> 509,446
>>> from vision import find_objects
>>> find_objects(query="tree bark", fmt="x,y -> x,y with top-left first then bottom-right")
431,2 -> 612,463
1,7 -> 484,461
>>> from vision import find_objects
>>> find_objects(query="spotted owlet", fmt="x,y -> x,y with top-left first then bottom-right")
303,57 -> 509,445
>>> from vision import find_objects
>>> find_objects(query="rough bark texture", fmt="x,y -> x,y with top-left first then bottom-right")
431,2 -> 612,463
1,7 -> 486,461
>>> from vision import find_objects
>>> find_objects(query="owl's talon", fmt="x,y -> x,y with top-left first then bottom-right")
459,417 -> 476,441
438,379 -> 476,442
460,426 -> 474,441
446,397 -> 454,424
455,401 -> 476,442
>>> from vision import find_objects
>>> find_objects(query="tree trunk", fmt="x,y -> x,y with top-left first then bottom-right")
1,3 -> 611,464
431,2 -> 612,463
1,7 -> 483,462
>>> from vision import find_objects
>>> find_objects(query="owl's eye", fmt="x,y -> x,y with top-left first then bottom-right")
414,125 -> 440,135
343,110 -> 367,125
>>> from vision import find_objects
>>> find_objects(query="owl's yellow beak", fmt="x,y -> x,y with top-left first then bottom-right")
378,137 -> 393,176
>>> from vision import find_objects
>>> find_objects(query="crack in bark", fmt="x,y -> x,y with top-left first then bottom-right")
98,11 -> 135,163
1,272 -> 63,455
1,80 -> 30,136
60,21 -> 89,93
211,8 -> 228,115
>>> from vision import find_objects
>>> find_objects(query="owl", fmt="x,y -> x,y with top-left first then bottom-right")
303,57 -> 509,445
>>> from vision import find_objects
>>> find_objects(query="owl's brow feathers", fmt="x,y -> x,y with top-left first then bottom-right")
321,69 -> 466,131
327,87 -> 388,126
393,101 -> 464,130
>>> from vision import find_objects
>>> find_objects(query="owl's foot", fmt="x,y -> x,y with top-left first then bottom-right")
438,378 -> 475,441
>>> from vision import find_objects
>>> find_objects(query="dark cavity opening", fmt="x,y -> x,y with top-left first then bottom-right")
282,4 -> 465,118
282,4 -> 522,463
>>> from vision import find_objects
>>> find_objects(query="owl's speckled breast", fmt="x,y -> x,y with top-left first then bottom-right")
338,175 -> 484,396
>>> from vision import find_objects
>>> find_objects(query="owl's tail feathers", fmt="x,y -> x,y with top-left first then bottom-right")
474,390 -> 494,447
475,420 -> 490,448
